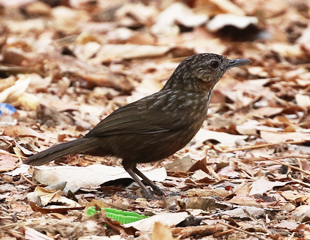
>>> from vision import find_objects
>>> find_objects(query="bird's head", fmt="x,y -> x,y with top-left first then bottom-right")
164,53 -> 251,94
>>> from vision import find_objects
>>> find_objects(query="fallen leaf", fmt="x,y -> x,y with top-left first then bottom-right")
25,227 -> 54,240
29,201 -> 83,214
218,166 -> 240,178
0,154 -> 19,172
194,129 -> 247,146
207,0 -> 245,15
164,155 -> 194,172
92,44 -> 171,63
293,205 -> 310,222
151,2 -> 208,35
296,94 -> 310,107
151,222 -> 175,240
32,164 -> 167,193
184,188 -> 229,198
206,14 -> 258,32
124,212 -> 188,231
274,221 -> 299,230
252,107 -> 284,117
0,75 -> 39,110
185,197 -> 217,210
260,131 -> 310,143
250,177 -> 288,195
4,125 -> 47,140
116,3 -> 158,26
220,206 -> 265,218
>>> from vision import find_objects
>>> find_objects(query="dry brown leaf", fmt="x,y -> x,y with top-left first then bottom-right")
151,222 -> 175,240
92,44 -> 171,63
124,212 -> 188,231
184,188 -> 229,198
0,75 -> 39,110
0,154 -> 19,172
171,224 -> 224,238
260,131 -> 310,143
195,129 -> 247,146
33,165 -> 167,193
252,107 -> 284,117
29,201 -> 84,214
218,166 -> 240,178
221,206 -> 265,218
116,3 -> 158,26
164,155 -> 194,172
207,0 -> 245,15
250,177 -> 288,195
274,221 -> 299,230
293,205 -> 310,222
296,94 -> 310,107
4,125 -> 47,140
151,2 -> 208,35
207,14 -> 258,32
24,227 -> 54,240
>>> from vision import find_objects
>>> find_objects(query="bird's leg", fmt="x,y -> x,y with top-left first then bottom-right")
133,166 -> 165,196
123,164 -> 153,199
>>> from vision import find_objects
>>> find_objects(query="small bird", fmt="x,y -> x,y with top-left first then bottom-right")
24,53 -> 251,198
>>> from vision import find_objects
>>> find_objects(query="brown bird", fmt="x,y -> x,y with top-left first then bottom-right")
24,53 -> 251,198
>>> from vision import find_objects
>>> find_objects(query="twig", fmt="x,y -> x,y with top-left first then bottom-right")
220,222 -> 268,240
19,173 -> 36,185
218,140 -> 307,153
297,158 -> 304,179
171,224 -> 224,238
290,178 -> 310,188
240,155 -> 310,163
263,157 -> 310,176
0,150 -> 26,159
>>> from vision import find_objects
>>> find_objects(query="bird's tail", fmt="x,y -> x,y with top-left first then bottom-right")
24,138 -> 98,166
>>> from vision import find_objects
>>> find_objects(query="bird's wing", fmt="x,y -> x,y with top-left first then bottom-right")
85,90 -> 192,137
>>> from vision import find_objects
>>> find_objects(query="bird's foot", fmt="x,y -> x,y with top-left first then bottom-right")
142,187 -> 165,199
151,186 -> 165,196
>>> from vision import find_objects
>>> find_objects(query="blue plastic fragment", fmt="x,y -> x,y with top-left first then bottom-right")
0,103 -> 16,116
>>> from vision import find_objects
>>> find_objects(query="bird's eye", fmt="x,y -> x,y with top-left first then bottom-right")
210,61 -> 219,69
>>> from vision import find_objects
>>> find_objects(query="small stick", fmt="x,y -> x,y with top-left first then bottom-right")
263,157 -> 310,176
218,140 -> 307,153
297,158 -> 304,179
220,222 -> 268,240
0,150 -> 26,159
240,155 -> 310,163
19,173 -> 36,185
290,178 -> 310,188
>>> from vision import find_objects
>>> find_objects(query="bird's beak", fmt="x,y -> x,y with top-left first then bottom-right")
228,59 -> 252,69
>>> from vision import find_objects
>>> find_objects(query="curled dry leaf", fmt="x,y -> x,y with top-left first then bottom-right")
0,75 -> 39,110
152,2 -> 208,35
24,227 -> 54,240
29,186 -> 81,207
206,14 -> 258,32
116,3 -> 158,26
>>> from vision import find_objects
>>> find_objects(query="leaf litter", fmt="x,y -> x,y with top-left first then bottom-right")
1,0 -> 310,239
